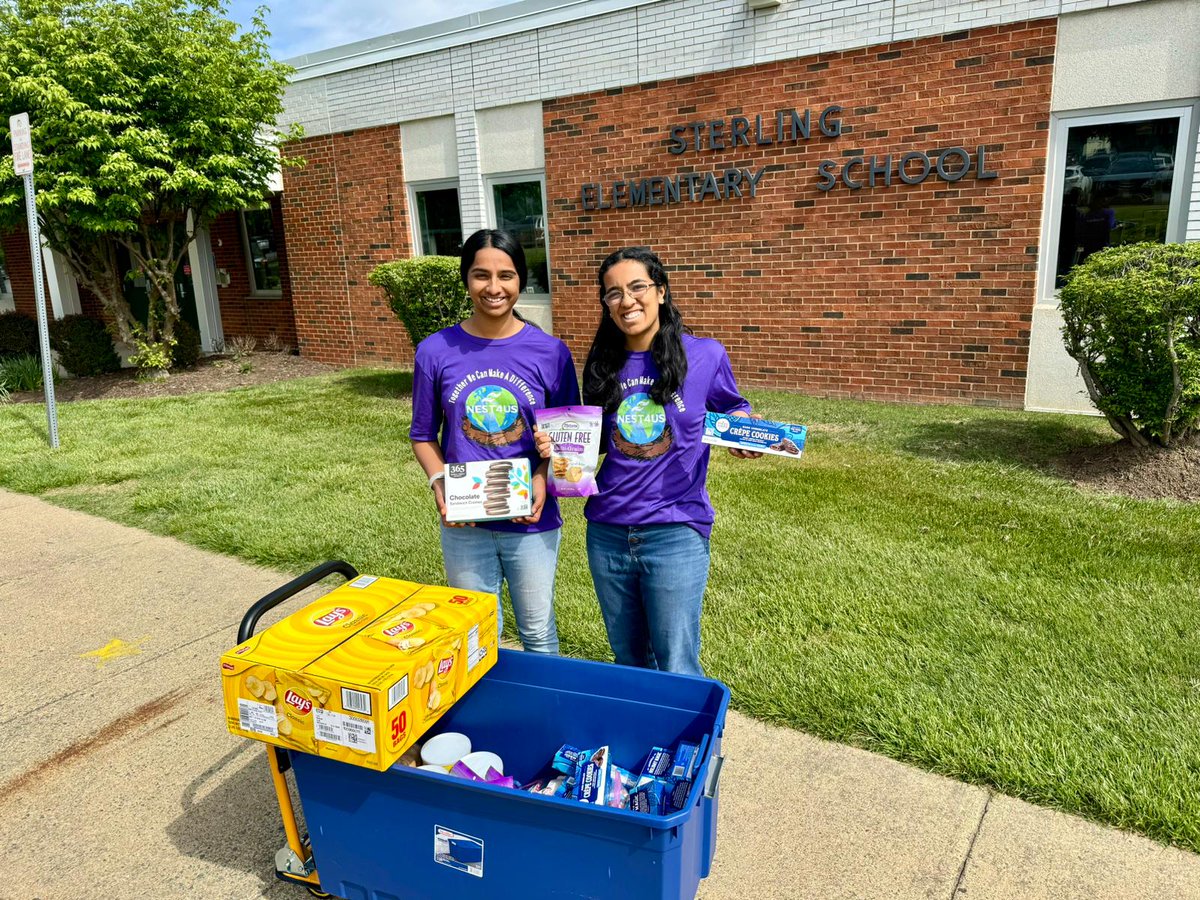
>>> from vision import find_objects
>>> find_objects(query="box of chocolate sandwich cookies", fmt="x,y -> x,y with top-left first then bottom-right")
443,458 -> 533,523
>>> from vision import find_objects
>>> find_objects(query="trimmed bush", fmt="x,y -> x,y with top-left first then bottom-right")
0,311 -> 38,360
1060,241 -> 1200,448
369,256 -> 470,346
49,314 -> 120,377
171,319 -> 202,369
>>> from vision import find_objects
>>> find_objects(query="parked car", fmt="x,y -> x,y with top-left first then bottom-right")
1064,165 -> 1092,195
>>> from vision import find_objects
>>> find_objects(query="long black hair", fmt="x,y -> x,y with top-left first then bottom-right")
460,229 -> 528,293
583,246 -> 689,413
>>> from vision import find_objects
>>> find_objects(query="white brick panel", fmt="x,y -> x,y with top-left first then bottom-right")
452,46 -> 487,234
637,0 -> 754,82
394,51 -> 456,121
472,31 -> 542,109
326,64 -> 397,132
279,78 -> 329,137
537,10 -> 639,98
1059,0 -> 1109,12
894,0 -> 1059,41
754,0 -> 892,67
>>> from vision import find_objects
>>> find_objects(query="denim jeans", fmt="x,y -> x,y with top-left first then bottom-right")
440,525 -> 561,654
585,522 -> 711,676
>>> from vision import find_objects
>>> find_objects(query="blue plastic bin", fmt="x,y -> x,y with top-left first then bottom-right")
290,649 -> 730,900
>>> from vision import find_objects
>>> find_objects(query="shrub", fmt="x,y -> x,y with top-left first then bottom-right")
369,256 -> 470,346
171,319 -> 202,369
1060,241 -> 1200,448
0,311 -> 38,360
49,314 -> 120,376
0,353 -> 52,392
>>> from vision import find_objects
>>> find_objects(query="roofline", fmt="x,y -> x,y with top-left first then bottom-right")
285,0 -> 653,82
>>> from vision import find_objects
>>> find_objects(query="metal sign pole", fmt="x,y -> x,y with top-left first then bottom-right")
11,112 -> 59,448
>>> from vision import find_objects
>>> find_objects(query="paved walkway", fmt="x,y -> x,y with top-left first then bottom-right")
1,488 -> 1197,899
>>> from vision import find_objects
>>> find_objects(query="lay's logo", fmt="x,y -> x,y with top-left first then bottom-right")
221,662 -> 235,671
314,606 -> 353,627
382,620 -> 415,638
285,689 -> 313,715
437,656 -> 454,676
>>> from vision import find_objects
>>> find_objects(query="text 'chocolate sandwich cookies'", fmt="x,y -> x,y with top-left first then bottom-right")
444,458 -> 533,523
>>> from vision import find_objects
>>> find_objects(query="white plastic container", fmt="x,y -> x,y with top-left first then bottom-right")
460,750 -> 504,779
420,731 -> 471,769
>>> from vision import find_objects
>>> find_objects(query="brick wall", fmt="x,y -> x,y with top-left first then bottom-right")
210,194 -> 298,347
544,20 -> 1056,406
1,229 -> 49,320
280,124 -> 414,366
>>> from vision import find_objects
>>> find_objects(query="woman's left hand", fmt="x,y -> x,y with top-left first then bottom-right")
512,467 -> 547,524
727,409 -> 764,459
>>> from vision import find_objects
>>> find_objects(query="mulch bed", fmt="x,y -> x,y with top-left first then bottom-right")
6,351 -> 336,403
1052,438 -> 1200,503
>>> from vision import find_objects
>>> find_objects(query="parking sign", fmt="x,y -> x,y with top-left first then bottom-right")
10,113 -> 33,175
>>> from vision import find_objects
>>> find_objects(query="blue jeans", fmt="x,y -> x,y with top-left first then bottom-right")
586,522 -> 711,676
440,526 -> 561,654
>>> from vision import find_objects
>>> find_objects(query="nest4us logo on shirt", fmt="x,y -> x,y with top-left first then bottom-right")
462,384 -> 525,446
614,392 -> 673,460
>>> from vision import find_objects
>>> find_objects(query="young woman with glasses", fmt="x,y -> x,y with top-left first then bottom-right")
538,245 -> 759,675
411,229 -> 580,654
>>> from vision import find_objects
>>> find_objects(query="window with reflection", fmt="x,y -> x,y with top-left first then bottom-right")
414,186 -> 463,256
492,180 -> 548,295
241,207 -> 282,295
1054,115 -> 1181,287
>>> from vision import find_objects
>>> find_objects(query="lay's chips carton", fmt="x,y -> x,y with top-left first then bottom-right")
221,575 -> 498,771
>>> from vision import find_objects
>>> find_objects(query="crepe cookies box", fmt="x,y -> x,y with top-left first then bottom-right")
221,577 -> 498,771
701,412 -> 808,458
444,458 -> 533,523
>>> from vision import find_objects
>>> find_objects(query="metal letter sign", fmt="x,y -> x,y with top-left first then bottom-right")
10,113 -> 33,175
10,112 -> 60,448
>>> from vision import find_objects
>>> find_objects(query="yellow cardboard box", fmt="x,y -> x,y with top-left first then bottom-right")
221,575 -> 498,771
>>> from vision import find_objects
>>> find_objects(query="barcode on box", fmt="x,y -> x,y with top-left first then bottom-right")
341,687 -> 371,715
388,675 -> 409,710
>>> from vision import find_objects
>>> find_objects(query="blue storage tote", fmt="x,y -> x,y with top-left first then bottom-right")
290,649 -> 730,900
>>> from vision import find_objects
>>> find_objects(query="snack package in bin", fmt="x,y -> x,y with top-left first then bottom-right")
221,577 -> 498,771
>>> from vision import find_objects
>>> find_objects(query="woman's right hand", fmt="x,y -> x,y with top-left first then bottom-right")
532,424 -> 553,459
432,478 -> 471,527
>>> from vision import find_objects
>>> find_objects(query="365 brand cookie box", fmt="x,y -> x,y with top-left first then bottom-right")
444,458 -> 533,523
221,575 -> 498,771
700,411 -> 808,458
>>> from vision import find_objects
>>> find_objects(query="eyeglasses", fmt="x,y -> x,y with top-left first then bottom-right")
602,280 -> 658,306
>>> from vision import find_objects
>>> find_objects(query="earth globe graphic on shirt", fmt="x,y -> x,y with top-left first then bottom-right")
616,392 -> 667,444
464,385 -> 520,433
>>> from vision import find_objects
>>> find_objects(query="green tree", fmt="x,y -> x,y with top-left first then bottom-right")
0,0 -> 299,371
1060,241 -> 1200,448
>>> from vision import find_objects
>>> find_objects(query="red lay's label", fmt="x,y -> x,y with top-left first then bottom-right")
437,656 -> 454,676
383,621 -> 416,638
285,689 -> 313,715
314,607 -> 354,627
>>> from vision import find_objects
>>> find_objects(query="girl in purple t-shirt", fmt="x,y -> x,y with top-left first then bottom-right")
539,245 -> 759,675
410,230 -> 579,653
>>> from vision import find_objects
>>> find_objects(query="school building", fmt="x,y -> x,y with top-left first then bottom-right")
3,0 -> 1198,412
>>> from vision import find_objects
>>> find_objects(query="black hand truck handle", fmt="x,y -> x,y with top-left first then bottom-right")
238,559 -> 361,644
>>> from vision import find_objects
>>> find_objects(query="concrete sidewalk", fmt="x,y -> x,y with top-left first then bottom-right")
1,488 -> 1196,900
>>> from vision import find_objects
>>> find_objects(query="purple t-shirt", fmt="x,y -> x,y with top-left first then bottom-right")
585,334 -> 750,539
410,323 -> 580,533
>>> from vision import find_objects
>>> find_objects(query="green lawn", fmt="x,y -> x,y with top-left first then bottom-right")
2,371 -> 1198,851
